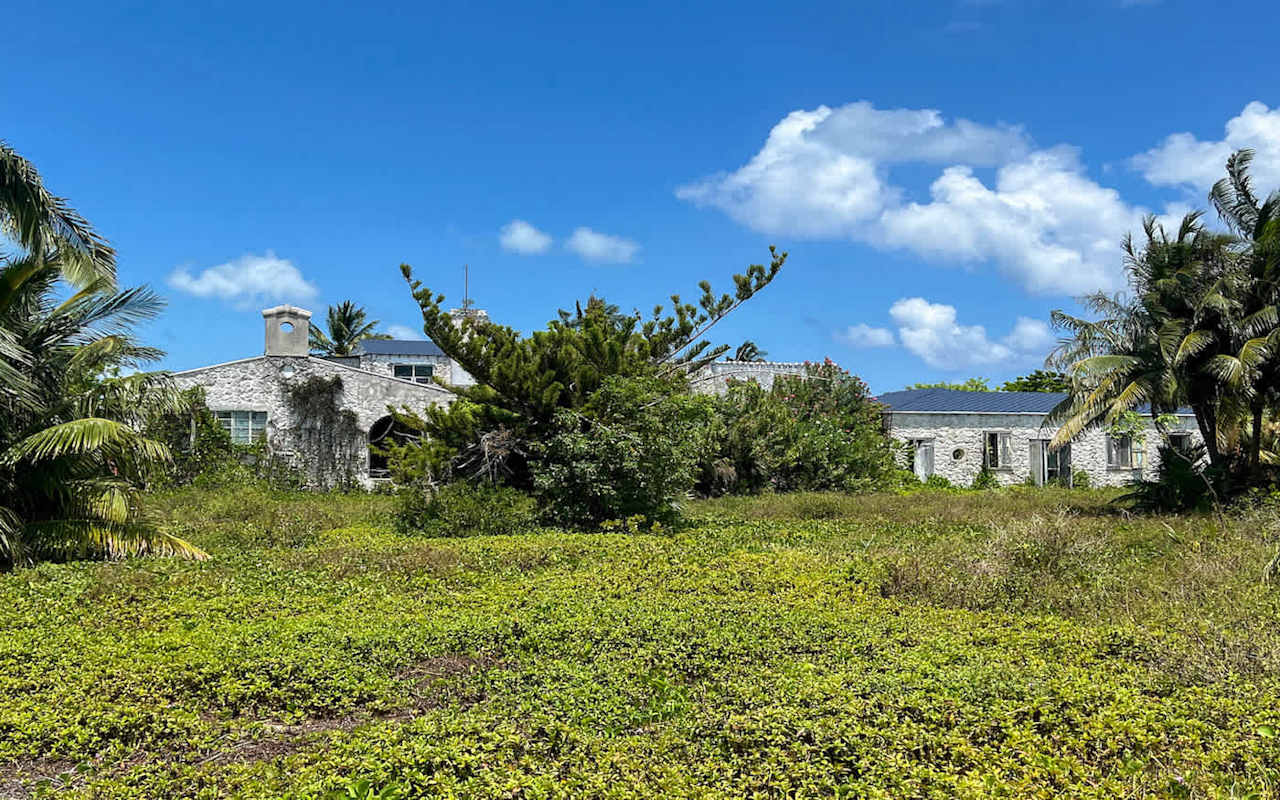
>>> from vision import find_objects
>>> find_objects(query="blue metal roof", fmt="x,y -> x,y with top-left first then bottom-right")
357,339 -> 445,357
877,389 -> 1065,413
876,388 -> 1194,416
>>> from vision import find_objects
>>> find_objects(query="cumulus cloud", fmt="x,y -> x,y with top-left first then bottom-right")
837,323 -> 896,348
677,101 -> 1161,294
884,297 -> 1053,369
385,324 -> 425,340
167,251 -> 318,309
566,227 -> 640,264
499,219 -> 553,254
1133,101 -> 1280,192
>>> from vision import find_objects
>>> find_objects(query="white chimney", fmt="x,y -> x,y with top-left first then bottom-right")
262,305 -> 311,357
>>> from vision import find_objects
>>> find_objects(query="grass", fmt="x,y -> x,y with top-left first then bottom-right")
1,484 -> 1278,798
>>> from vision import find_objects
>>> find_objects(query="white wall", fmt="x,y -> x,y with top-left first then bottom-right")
887,412 -> 1202,488
174,355 -> 452,487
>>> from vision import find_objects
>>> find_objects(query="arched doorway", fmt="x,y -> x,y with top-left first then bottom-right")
367,415 -> 418,479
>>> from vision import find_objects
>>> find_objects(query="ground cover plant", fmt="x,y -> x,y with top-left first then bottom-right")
0,485 -> 1278,798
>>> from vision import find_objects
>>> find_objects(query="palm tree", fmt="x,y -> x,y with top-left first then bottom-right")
309,300 -> 389,356
1,140 -> 116,310
2,141 -> 118,405
730,340 -> 768,362
0,266 -> 206,567
1207,149 -> 1280,473
1047,212 -> 1234,462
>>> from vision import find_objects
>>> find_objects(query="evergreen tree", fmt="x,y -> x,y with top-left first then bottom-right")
394,247 -> 787,492
1001,370 -> 1070,392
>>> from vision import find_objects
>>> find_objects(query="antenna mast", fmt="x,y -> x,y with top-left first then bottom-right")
462,264 -> 473,311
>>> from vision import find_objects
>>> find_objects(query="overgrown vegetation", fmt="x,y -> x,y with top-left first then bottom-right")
1049,148 -> 1280,506
1,487 -> 1277,797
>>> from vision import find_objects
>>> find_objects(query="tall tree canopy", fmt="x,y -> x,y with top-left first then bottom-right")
1001,371 -> 1070,393
1048,148 -> 1280,488
395,247 -> 786,487
309,300 -> 390,356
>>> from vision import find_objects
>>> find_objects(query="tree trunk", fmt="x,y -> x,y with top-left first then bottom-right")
1250,401 -> 1264,476
1194,405 -> 1219,467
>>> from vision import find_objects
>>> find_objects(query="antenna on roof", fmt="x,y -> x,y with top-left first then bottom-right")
461,264 -> 473,311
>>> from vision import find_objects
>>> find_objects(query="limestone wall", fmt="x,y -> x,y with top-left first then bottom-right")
690,362 -> 809,395
886,412 -> 1203,488
174,355 -> 452,487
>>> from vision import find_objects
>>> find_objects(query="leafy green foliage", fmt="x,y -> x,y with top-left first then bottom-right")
1117,442 -> 1214,512
905,377 -> 991,391
1000,370 -> 1070,392
2,488 -> 1278,797
971,465 -> 1001,490
143,387 -> 242,487
395,481 -> 537,537
0,268 -> 204,566
532,377 -> 716,527
706,361 -> 898,495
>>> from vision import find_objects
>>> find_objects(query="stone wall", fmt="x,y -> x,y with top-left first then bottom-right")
174,355 -> 452,487
690,362 -> 809,395
886,412 -> 1203,488
356,352 -> 454,385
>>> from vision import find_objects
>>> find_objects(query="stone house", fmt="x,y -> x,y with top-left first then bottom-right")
878,388 -> 1203,488
173,305 -> 458,487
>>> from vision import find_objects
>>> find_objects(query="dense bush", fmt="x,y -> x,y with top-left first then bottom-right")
970,465 -> 1001,490
395,481 -> 537,537
1117,442 -> 1214,512
703,360 -> 899,495
533,377 -> 717,527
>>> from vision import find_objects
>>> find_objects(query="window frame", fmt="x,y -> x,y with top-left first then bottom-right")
392,363 -> 435,384
214,410 -> 268,445
907,438 -> 935,479
983,431 -> 1013,471
1106,434 -> 1140,469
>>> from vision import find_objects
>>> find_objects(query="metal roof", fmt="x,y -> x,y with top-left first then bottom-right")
876,389 -> 1065,413
876,388 -> 1194,416
356,339 -> 445,357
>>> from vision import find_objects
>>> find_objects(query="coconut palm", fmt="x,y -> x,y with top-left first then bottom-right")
1206,149 -> 1280,473
0,266 -> 205,567
309,300 -> 389,356
1,140 -> 116,310
1047,212 -> 1234,461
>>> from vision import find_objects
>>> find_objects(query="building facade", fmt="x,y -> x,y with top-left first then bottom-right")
879,389 -> 1203,488
173,305 -> 457,487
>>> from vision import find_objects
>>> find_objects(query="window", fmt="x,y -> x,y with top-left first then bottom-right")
214,410 -> 267,444
907,439 -> 934,480
393,364 -> 434,384
1106,435 -> 1144,469
1030,440 -> 1071,486
984,432 -> 1012,470
1168,433 -> 1193,456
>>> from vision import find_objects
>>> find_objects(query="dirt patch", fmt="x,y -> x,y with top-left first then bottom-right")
0,758 -> 79,799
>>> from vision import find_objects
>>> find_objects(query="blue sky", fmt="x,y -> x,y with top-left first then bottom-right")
5,0 -> 1279,392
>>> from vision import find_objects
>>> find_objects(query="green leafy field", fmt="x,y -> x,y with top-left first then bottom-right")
2,487 -> 1278,798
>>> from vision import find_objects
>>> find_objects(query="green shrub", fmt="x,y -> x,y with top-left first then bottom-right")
395,481 -> 537,537
923,473 -> 954,489
704,360 -> 899,494
1116,442 -> 1213,512
532,377 -> 716,527
971,466 -> 1000,490
1072,468 -> 1092,489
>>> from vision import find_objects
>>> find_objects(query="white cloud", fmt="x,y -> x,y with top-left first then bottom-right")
886,297 -> 1052,369
1133,101 -> 1280,192
385,324 -> 425,340
566,227 -> 640,264
677,101 -> 1159,294
499,219 -> 553,254
167,251 -> 318,309
837,323 -> 895,348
